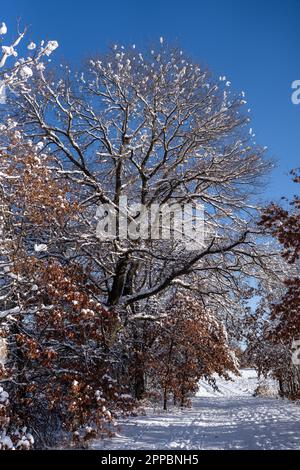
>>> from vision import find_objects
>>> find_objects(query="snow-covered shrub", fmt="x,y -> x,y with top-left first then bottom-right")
0,385 -> 34,450
253,382 -> 278,398
0,131 -> 134,448
246,171 -> 300,401
141,293 -> 239,410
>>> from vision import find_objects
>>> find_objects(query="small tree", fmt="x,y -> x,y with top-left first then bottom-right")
258,170 -> 300,398
148,293 -> 238,410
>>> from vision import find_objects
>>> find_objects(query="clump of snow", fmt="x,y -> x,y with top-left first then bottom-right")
36,62 -> 45,72
16,434 -> 34,449
34,243 -> 48,253
35,141 -> 44,150
1,45 -> 18,57
27,42 -> 36,50
43,40 -> 59,56
20,65 -> 33,80
0,386 -> 9,404
0,434 -> 13,450
0,22 -> 7,35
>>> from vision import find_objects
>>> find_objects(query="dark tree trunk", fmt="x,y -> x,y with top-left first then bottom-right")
163,387 -> 168,411
107,255 -> 129,306
134,369 -> 145,400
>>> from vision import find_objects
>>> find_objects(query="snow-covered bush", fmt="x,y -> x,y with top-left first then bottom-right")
245,171 -> 300,400
0,386 -> 34,450
0,132 -> 134,447
253,380 -> 279,398
144,293 -> 239,410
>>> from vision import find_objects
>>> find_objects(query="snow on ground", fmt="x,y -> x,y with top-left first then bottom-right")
93,369 -> 300,450
197,368 -> 277,398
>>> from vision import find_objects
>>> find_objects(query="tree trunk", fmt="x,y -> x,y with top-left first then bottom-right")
134,368 -> 145,400
163,387 -> 168,411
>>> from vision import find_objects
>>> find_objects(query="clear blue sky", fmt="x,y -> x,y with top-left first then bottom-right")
2,0 -> 300,202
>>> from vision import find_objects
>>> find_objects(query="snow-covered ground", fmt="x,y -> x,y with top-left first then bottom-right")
197,368 -> 277,398
93,369 -> 300,450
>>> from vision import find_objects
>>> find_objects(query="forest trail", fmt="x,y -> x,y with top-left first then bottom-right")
93,369 -> 300,450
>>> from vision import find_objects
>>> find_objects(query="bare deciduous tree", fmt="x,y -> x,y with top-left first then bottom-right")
11,42 -> 272,316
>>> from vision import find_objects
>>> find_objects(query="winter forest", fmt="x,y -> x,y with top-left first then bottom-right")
0,9 -> 300,452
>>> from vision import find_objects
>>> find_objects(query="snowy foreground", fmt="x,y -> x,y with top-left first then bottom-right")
93,369 -> 300,450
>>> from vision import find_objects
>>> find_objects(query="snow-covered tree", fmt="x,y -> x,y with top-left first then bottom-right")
147,293 -> 239,410
255,170 -> 300,398
9,41 -> 275,317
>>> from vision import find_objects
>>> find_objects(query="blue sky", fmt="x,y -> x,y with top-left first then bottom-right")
2,0 -> 300,202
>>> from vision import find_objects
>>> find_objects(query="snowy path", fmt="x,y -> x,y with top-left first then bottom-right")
93,370 -> 300,450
